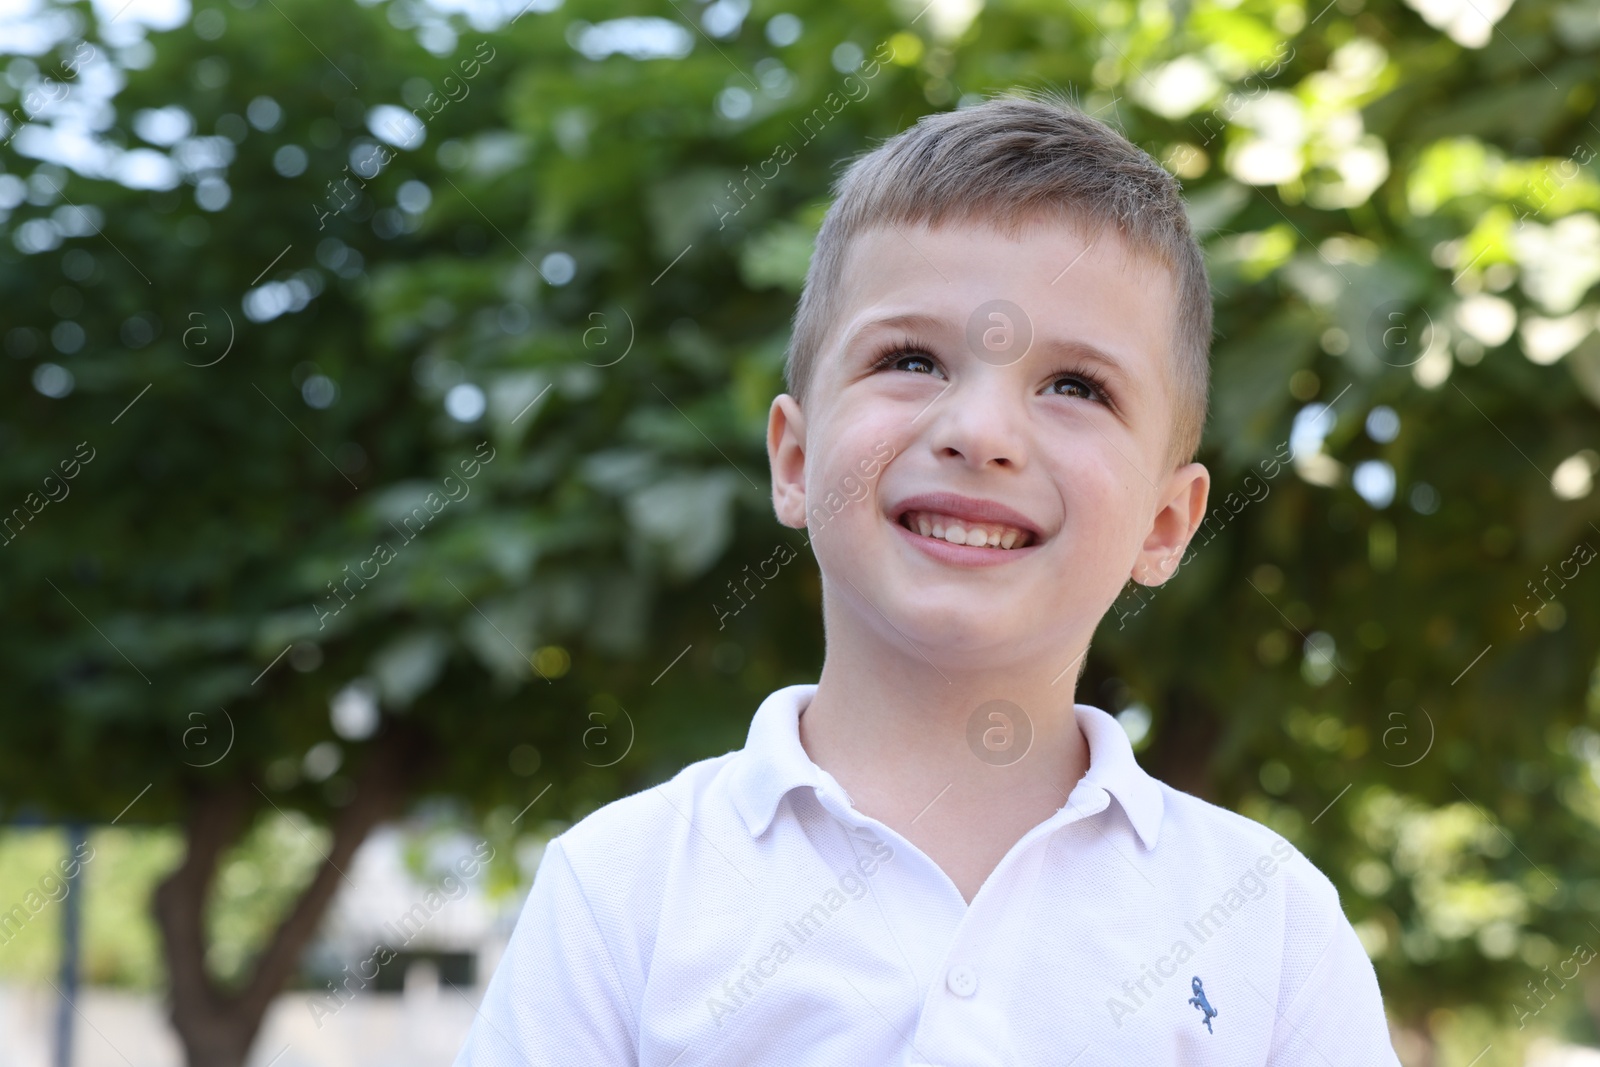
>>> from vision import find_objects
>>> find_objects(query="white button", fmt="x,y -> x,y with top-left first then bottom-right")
947,964 -> 978,997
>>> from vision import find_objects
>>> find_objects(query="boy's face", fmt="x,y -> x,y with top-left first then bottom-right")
767,218 -> 1210,671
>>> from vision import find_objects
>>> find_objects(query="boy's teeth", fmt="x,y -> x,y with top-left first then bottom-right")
904,510 -> 1029,549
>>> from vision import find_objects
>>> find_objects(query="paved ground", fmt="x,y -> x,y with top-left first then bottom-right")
0,981 -> 480,1067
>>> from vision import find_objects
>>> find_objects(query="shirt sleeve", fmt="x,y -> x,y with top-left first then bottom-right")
1264,873 -> 1402,1067
454,836 -> 640,1067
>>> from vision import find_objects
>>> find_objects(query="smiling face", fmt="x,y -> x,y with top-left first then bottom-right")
767,217 -> 1211,673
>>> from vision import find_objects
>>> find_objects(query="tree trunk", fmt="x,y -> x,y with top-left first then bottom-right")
1075,659 -> 1224,803
1144,684 -> 1223,803
153,725 -> 427,1067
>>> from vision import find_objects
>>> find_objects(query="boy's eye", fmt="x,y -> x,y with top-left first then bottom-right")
893,353 -> 938,375
871,342 -> 1111,407
871,345 -> 942,377
1048,375 -> 1098,401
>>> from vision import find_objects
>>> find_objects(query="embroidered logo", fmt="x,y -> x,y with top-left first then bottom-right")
1188,975 -> 1218,1034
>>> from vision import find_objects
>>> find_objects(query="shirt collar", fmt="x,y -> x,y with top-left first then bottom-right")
728,684 -> 1165,850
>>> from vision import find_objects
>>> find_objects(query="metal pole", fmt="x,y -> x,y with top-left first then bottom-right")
54,822 -> 87,1067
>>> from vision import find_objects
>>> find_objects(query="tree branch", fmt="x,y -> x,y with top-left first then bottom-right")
153,721 -> 434,1066
236,724 -> 424,1021
152,782 -> 252,1060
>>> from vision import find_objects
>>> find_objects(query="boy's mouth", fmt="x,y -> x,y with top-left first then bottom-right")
895,509 -> 1037,550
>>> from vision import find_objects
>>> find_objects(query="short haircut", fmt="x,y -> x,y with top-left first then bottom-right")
782,87 -> 1213,466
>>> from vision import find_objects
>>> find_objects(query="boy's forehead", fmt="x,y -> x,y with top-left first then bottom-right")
837,216 -> 1165,302
819,218 -> 1178,389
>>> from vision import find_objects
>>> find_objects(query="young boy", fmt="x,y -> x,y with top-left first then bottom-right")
456,89 -> 1402,1066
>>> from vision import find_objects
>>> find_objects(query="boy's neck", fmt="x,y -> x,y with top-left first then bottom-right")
797,630 -> 1095,877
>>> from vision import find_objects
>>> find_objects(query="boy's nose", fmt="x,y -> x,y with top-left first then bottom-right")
926,375 -> 1030,471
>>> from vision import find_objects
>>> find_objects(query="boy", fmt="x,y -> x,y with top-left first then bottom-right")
456,89 -> 1402,1065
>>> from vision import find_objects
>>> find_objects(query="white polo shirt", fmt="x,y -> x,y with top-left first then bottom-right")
456,683 -> 1401,1066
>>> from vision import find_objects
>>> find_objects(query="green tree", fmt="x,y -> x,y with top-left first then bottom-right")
1,0 -> 1598,1063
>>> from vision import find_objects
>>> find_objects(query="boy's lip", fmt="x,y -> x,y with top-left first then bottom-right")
889,516 -> 1043,566
887,491 -> 1047,544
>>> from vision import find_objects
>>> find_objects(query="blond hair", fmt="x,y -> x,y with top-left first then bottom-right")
782,88 -> 1213,465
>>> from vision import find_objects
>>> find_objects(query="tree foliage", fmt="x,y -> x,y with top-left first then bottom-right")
2,0 -> 1599,1060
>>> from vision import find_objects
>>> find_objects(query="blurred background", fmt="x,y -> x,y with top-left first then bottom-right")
1,0 -> 1598,1063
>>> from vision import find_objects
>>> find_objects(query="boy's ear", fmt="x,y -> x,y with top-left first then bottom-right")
767,394 -> 809,530
1132,461 -> 1210,586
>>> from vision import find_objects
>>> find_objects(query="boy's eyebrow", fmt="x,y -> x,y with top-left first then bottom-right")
849,311 -> 1140,399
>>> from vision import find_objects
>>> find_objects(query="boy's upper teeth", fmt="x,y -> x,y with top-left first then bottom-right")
903,510 -> 1031,549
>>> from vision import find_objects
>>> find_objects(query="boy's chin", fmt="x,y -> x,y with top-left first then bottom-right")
865,608 -> 1069,665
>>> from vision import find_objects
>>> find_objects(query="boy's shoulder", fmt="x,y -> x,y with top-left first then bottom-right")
1156,777 -> 1302,854
1145,777 -> 1354,951
1077,703 -> 1347,917
1155,777 -> 1341,887
544,682 -> 816,889
543,743 -> 746,885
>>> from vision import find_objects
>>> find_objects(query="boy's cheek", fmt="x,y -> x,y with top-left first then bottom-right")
857,440 -> 895,479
